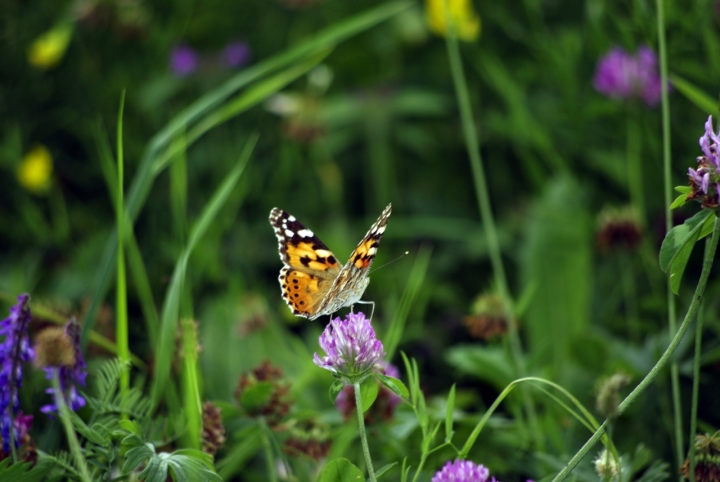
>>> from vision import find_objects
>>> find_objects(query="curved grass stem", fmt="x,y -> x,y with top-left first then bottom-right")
355,382 -> 377,482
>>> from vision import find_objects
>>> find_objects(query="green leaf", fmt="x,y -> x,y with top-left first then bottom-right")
376,463 -> 398,479
445,384 -> 456,442
669,228 -> 700,294
0,458 -> 53,482
118,419 -> 141,436
70,412 -> 109,447
359,378 -> 379,412
670,192 -> 689,210
659,209 -> 713,272
239,382 -> 273,411
675,186 -> 692,194
330,380 -> 345,402
377,375 -> 409,398
669,74 -> 719,115
318,458 -> 365,482
123,441 -> 155,474
699,212 -> 716,240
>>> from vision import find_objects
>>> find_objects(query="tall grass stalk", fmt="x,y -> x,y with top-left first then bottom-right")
656,0 -> 684,473
52,370 -> 92,482
442,1 -> 540,448
688,304 -> 704,482
552,216 -> 720,482
355,382 -> 377,482
115,91 -> 130,393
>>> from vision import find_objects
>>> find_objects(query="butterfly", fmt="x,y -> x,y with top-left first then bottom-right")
269,203 -> 392,320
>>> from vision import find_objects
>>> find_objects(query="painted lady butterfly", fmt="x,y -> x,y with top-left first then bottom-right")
269,203 -> 392,320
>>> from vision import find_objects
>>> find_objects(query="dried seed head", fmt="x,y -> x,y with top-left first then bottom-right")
201,401 -> 226,456
34,327 -> 74,368
596,373 -> 631,419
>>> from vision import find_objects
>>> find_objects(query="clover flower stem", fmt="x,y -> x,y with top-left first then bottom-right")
655,0 -> 684,474
689,301 -> 704,482
52,369 -> 92,482
552,216 -> 720,482
259,417 -> 278,482
354,382 -> 377,482
442,0 -> 542,450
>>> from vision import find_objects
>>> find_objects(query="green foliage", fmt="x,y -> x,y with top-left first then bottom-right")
319,458 -> 365,482
0,458 -> 54,482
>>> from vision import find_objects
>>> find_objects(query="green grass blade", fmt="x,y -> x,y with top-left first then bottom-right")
383,246 -> 431,360
150,135 -> 257,408
116,91 -> 130,393
669,74 -> 719,115
180,317 -> 202,450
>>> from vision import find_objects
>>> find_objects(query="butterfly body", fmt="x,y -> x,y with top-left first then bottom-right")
269,204 -> 392,320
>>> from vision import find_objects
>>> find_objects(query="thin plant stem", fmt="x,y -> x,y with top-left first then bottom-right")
656,0 -> 684,474
442,0 -> 541,449
354,382 -> 377,482
116,91 -> 130,394
260,417 -> 278,482
688,301 -> 705,482
52,369 -> 93,482
627,108 -> 645,227
551,216 -> 720,482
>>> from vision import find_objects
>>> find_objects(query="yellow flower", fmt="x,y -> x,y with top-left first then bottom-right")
27,24 -> 72,70
17,145 -> 53,194
426,0 -> 481,41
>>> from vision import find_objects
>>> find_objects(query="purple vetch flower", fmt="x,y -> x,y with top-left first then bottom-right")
221,41 -> 251,68
170,44 -> 198,76
41,318 -> 87,415
432,460 -> 496,482
0,294 -> 34,453
593,45 -> 667,107
313,312 -> 385,382
688,115 -> 720,207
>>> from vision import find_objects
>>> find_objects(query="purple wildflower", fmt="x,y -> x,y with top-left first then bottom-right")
221,41 -> 251,68
593,45 -> 667,107
432,460 -> 495,482
313,312 -> 385,382
0,294 -> 34,453
688,115 -> 720,207
170,44 -> 198,76
41,318 -> 87,414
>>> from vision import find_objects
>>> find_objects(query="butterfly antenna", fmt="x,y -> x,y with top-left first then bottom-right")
370,251 -> 409,274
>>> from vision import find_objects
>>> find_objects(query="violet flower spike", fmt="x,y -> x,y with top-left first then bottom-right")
313,312 -> 385,383
170,44 -> 198,76
432,460 -> 496,482
0,294 -> 34,452
593,45 -> 666,107
222,41 -> 251,68
41,318 -> 87,415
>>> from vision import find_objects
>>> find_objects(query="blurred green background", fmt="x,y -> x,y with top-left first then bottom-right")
2,0 -> 720,479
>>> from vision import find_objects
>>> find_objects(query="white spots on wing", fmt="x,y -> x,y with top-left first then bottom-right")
371,225 -> 386,235
288,215 -> 296,222
367,247 -> 377,255
285,229 -> 294,237
315,249 -> 332,257
297,229 -> 314,238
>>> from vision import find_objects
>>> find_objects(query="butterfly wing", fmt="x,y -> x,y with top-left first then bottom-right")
269,208 -> 342,318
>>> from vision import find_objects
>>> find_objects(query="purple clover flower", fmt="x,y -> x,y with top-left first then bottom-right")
41,318 -> 87,415
170,44 -> 198,76
593,46 -> 667,107
222,41 -> 251,68
0,294 -> 34,452
313,312 -> 385,382
687,115 -> 720,207
432,460 -> 496,482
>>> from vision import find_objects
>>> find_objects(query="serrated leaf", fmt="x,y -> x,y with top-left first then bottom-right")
359,378 -> 379,412
376,462 -> 397,479
70,412 -> 109,447
445,384 -> 456,442
319,458 -> 365,482
118,419 -> 141,435
330,380 -> 345,403
377,375 -> 408,398
123,442 -> 155,474
659,209 -> 713,272
670,193 -> 689,210
239,382 -> 273,411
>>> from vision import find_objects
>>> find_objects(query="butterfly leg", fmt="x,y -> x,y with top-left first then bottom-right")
354,300 -> 375,322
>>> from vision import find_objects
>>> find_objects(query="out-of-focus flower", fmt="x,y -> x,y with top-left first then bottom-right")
688,116 -> 720,208
425,0 -> 481,42
593,46 -> 668,107
170,44 -> 198,76
221,41 -> 251,68
265,92 -> 327,143
596,207 -> 643,252
235,360 -> 292,428
0,294 -> 34,453
313,312 -> 385,384
335,361 -> 401,423
680,431 -> 720,482
282,418 -> 331,461
0,411 -> 36,463
595,373 -> 630,419
28,24 -> 72,69
38,318 -> 88,414
201,401 -> 226,456
594,449 -> 620,481
17,145 -> 53,194
464,293 -> 510,340
432,460 -> 495,482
